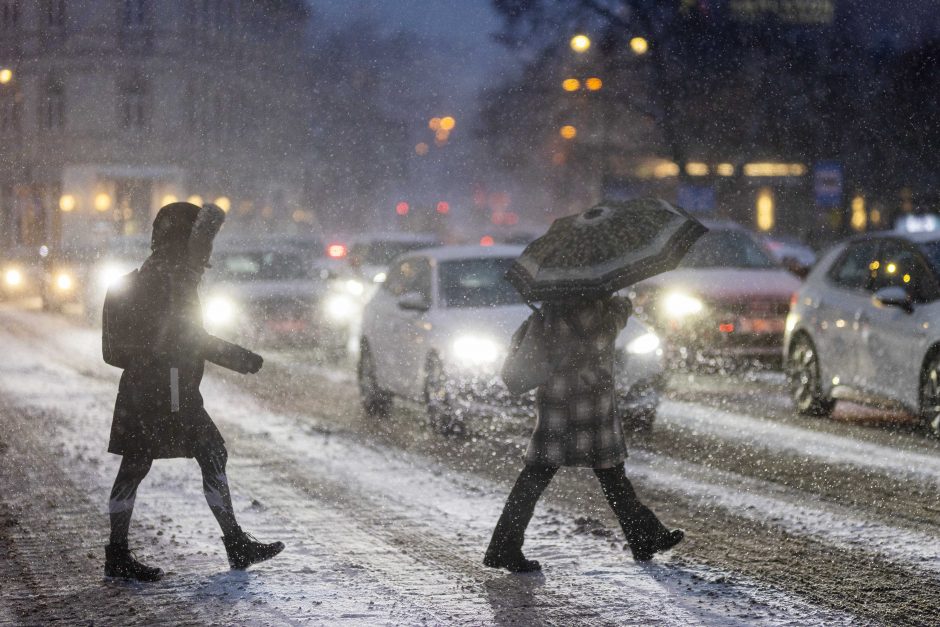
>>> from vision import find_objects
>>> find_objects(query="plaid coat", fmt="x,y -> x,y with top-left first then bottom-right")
525,296 -> 631,469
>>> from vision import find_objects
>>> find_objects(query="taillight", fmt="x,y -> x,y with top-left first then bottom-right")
327,243 -> 347,259
790,293 -> 798,308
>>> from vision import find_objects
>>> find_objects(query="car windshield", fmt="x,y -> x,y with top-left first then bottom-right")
438,257 -> 523,308
355,240 -> 435,266
680,230 -> 778,269
916,241 -> 940,278
212,251 -> 311,281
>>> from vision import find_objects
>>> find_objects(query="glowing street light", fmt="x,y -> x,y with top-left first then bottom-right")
570,34 -> 591,53
630,36 -> 649,55
59,194 -> 75,212
94,192 -> 112,212
214,196 -> 231,212
560,125 -> 577,140
439,116 -> 455,130
0,68 -> 12,84
562,78 -> 580,92
585,77 -> 603,91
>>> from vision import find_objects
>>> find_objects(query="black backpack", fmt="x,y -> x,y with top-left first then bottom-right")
101,269 -> 141,369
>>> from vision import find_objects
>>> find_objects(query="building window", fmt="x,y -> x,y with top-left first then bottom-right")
39,78 -> 64,130
120,77 -> 148,129
43,0 -> 65,28
0,90 -> 19,133
122,0 -> 148,27
0,1 -> 19,30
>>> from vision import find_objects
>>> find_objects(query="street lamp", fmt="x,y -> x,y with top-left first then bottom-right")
560,125 -> 577,140
630,37 -> 649,55
0,68 -> 12,84
570,34 -> 591,53
562,78 -> 580,92
585,77 -> 603,91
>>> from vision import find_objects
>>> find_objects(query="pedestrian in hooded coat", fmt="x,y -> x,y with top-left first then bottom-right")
484,294 -> 683,572
102,201 -> 284,581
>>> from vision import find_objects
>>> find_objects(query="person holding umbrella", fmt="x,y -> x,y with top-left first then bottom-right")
484,198 -> 704,572
101,202 -> 284,581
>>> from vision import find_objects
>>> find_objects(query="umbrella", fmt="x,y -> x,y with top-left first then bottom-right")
506,197 -> 707,302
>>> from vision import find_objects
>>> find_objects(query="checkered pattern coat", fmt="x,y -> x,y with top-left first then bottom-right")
525,296 -> 632,469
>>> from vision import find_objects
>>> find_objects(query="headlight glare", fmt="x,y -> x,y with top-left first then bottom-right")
4,268 -> 22,287
205,296 -> 237,326
663,292 -> 703,318
55,272 -> 73,291
452,335 -> 501,367
99,265 -> 127,289
626,332 -> 661,355
324,294 -> 357,322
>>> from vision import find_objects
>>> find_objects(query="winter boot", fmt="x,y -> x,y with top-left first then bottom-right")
223,531 -> 284,570
483,542 -> 542,573
630,528 -> 685,562
104,543 -> 164,582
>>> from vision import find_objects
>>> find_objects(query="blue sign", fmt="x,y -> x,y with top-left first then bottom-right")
814,162 -> 843,208
677,184 -> 716,213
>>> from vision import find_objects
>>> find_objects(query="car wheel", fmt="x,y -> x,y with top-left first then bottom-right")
786,335 -> 835,417
424,352 -> 460,435
358,342 -> 391,417
919,353 -> 940,438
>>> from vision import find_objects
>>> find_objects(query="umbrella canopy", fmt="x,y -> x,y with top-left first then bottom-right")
506,198 -> 707,301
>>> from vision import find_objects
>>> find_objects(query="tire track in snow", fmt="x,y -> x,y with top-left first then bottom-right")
658,400 -> 940,482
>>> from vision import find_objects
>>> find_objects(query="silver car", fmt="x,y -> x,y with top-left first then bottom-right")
784,230 -> 940,434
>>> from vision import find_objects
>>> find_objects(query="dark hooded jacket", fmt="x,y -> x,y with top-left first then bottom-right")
104,202 -> 259,459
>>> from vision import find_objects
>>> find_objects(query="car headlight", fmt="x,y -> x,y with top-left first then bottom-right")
205,296 -> 237,326
451,335 -> 501,367
4,268 -> 23,287
373,271 -> 387,283
324,293 -> 358,323
98,264 -> 128,289
55,272 -> 74,291
344,279 -> 365,296
626,332 -> 661,355
662,292 -> 703,318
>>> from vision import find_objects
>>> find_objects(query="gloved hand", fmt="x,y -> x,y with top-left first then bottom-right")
245,351 -> 264,374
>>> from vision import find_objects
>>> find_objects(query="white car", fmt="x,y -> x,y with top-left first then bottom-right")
358,245 -> 665,433
784,230 -> 940,435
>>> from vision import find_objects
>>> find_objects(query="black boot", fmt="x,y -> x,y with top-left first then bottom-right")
223,530 -> 284,570
483,464 -> 557,573
104,543 -> 164,582
630,527 -> 685,562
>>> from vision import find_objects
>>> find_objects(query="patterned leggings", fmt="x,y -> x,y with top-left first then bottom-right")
108,446 -> 240,545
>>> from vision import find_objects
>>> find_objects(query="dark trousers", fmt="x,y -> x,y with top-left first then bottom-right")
108,445 -> 240,545
486,463 -> 667,557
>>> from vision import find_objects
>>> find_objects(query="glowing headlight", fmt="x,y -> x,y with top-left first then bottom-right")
373,271 -> 387,283
205,296 -> 237,326
626,332 -> 661,355
324,293 -> 358,322
4,268 -> 22,287
55,272 -> 73,291
99,265 -> 127,289
452,335 -> 501,367
345,279 -> 365,296
662,292 -> 703,318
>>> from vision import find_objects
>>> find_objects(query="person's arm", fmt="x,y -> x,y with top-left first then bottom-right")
201,333 -> 263,374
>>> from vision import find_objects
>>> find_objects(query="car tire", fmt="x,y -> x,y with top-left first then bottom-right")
786,335 -> 835,417
358,341 -> 391,417
919,352 -> 940,438
424,352 -> 460,435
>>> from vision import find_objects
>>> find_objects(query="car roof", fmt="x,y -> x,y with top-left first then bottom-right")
841,229 -> 940,245
403,244 -> 524,262
348,232 -> 439,245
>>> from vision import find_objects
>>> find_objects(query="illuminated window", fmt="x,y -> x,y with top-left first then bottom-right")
756,187 -> 774,232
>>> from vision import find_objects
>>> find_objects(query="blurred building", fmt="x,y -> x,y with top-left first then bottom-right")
0,0 -> 313,250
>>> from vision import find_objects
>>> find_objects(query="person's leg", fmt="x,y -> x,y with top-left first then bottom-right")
108,455 -> 153,545
194,444 -> 285,569
594,464 -> 683,561
484,463 -> 558,572
105,456 -> 164,581
194,445 -> 240,537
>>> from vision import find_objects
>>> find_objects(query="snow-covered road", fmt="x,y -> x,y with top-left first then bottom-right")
1,306 -> 939,625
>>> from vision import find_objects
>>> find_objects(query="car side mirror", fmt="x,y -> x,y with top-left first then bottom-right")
397,291 -> 429,312
782,256 -> 810,279
873,286 -> 913,313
